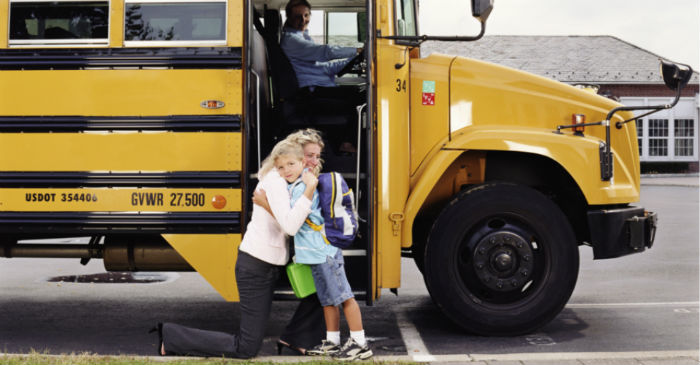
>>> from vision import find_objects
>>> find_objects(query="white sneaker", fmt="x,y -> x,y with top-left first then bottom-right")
306,339 -> 341,356
332,338 -> 373,361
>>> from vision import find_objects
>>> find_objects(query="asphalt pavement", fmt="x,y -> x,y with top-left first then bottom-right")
1,174 -> 698,365
640,173 -> 699,187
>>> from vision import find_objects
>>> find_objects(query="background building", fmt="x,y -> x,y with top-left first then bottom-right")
422,36 -> 700,172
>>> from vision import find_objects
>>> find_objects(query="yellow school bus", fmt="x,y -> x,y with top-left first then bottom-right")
0,0 -> 690,335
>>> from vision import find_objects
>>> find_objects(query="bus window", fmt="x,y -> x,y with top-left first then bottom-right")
124,1 -> 226,45
326,12 -> 363,48
9,1 -> 109,47
394,0 -> 417,37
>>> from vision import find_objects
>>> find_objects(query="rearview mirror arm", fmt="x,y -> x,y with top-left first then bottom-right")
613,86 -> 682,129
556,82 -> 683,182
378,21 -> 486,44
600,84 -> 681,181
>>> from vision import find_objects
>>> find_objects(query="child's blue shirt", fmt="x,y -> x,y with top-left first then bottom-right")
288,178 -> 338,264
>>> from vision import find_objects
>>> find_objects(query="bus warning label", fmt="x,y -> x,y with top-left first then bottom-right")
131,192 -> 164,206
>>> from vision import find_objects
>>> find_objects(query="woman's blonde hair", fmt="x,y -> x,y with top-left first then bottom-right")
258,139 -> 305,178
283,128 -> 324,175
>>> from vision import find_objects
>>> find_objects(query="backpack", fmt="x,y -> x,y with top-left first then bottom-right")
317,172 -> 358,249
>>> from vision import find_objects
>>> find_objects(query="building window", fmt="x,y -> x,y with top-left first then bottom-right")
674,119 -> 695,157
648,119 -> 668,156
621,97 -> 697,162
636,119 -> 643,155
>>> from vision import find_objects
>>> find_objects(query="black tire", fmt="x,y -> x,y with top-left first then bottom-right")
424,183 -> 579,335
411,212 -> 435,274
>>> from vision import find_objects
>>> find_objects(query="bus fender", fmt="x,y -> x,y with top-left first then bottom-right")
402,126 -> 639,247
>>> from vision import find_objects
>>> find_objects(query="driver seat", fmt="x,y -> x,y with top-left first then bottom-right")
254,9 -> 355,133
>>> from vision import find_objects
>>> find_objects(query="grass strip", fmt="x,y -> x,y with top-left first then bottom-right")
1,351 -> 414,365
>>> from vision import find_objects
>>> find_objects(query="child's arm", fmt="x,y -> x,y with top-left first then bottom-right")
264,172 -> 316,236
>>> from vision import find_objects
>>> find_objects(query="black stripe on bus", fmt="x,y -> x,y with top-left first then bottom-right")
0,211 -> 240,234
0,115 -> 241,133
0,171 -> 241,188
0,47 -> 242,70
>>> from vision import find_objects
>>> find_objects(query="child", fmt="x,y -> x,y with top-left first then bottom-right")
273,142 -> 373,361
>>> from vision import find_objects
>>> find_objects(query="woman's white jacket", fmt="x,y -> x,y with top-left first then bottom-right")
239,169 -> 312,265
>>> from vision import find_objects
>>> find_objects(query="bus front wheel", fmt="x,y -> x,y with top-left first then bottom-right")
424,183 -> 579,336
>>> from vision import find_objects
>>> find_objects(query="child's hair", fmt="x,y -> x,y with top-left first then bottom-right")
258,139 -> 305,178
283,128 -> 324,176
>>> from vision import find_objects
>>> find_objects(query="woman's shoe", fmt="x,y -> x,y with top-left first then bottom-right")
276,339 -> 306,355
148,322 -> 167,356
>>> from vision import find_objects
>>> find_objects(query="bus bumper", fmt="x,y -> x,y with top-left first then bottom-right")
587,206 -> 657,259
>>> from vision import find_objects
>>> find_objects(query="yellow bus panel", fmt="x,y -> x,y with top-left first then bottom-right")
0,132 -> 241,171
0,188 -> 240,212
0,69 -> 241,116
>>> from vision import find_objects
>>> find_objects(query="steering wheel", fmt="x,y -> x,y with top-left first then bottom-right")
336,48 -> 365,78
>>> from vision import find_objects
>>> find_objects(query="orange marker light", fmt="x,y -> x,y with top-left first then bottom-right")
572,114 -> 585,135
212,195 -> 227,209
201,100 -> 225,109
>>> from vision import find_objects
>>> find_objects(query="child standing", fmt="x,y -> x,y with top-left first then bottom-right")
273,142 -> 372,361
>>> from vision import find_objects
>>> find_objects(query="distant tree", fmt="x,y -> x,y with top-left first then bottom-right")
125,5 -> 175,40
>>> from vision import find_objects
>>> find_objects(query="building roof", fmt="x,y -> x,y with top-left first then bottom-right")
420,35 -> 699,85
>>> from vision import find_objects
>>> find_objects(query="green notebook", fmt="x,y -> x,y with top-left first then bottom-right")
286,262 -> 316,298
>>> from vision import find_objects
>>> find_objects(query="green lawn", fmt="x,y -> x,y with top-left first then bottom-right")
1,352 -> 408,365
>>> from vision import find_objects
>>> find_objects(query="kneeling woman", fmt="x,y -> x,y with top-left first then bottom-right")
156,136 -> 320,358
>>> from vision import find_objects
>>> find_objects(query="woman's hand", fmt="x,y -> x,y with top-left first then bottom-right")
302,170 -> 318,189
301,170 -> 318,201
253,188 -> 273,216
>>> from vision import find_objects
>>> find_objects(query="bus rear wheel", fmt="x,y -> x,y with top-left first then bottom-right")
424,183 -> 579,335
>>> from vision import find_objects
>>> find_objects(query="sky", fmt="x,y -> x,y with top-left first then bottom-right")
418,0 -> 700,71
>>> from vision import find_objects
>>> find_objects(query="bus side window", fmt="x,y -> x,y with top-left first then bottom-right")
124,1 -> 226,45
9,1 -> 109,47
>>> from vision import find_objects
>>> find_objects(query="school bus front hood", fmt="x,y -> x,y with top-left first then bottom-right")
446,55 -> 625,130
409,54 -> 640,200
444,55 -> 640,189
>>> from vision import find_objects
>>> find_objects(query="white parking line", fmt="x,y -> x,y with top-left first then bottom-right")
393,302 -> 698,363
395,309 -> 438,362
566,301 -> 699,308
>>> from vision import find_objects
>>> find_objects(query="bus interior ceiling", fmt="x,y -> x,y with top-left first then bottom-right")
252,0 -> 366,9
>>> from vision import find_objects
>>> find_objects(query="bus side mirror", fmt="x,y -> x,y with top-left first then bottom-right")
472,0 -> 494,22
661,59 -> 693,92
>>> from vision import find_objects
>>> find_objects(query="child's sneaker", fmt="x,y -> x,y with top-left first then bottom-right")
332,338 -> 373,361
306,340 -> 341,356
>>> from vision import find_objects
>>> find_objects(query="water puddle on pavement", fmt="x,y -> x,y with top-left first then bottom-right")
45,272 -> 177,284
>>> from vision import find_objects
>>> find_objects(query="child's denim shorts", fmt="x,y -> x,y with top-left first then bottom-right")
310,249 -> 354,306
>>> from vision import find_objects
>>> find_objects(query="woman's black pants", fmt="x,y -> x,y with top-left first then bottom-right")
161,250 -> 279,358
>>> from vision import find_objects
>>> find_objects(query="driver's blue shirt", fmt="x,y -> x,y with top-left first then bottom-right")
280,27 -> 357,89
